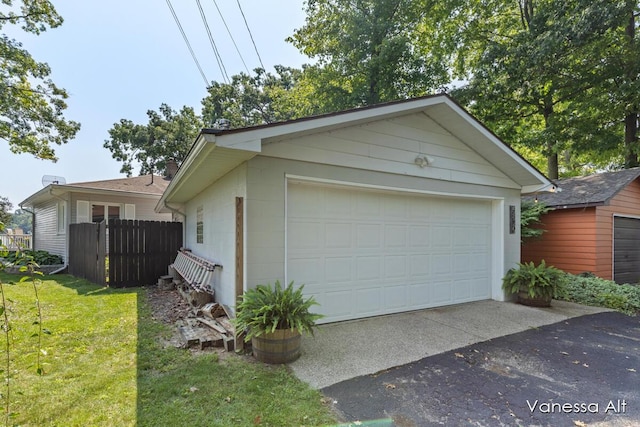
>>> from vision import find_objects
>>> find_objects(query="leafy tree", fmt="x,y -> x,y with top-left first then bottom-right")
451,0 -> 633,179
288,0 -> 451,107
10,209 -> 31,234
0,0 -> 80,160
103,104 -> 202,176
521,200 -> 551,242
201,66 -> 315,128
0,196 -> 12,227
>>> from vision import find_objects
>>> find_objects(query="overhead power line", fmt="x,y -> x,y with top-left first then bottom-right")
165,0 -> 209,86
236,0 -> 265,70
211,0 -> 250,74
196,0 -> 230,84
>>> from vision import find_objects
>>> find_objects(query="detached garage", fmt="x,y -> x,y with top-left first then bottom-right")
157,94 -> 552,323
522,168 -> 640,284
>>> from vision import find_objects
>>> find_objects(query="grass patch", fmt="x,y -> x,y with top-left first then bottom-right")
0,273 -> 337,426
558,273 -> 640,315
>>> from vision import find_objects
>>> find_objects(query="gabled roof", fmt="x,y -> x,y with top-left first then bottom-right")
523,168 -> 640,208
21,174 -> 169,208
158,94 -> 553,210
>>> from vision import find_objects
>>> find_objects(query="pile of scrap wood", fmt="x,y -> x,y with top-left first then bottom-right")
177,302 -> 241,351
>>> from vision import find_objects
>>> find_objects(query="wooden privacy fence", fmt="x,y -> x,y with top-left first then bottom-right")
68,220 -> 182,288
69,222 -> 107,286
108,219 -> 183,287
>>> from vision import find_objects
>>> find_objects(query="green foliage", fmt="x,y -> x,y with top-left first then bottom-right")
8,209 -> 31,234
560,274 -> 640,315
521,201 -> 551,241
0,0 -> 80,160
4,250 -> 62,265
502,260 -> 567,300
0,197 -> 11,227
234,280 -> 324,342
103,103 -> 202,176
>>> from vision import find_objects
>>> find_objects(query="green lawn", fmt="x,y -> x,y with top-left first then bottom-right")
0,272 -> 337,426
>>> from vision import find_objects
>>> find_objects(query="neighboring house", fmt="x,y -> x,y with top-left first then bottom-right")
522,168 -> 640,285
157,94 -> 552,323
20,174 -> 173,263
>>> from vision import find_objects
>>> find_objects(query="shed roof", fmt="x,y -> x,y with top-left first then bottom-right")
523,168 -> 640,208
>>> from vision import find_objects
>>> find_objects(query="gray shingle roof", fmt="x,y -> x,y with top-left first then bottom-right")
67,174 -> 170,195
523,168 -> 640,208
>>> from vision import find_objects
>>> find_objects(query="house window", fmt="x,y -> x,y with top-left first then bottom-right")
57,202 -> 66,233
196,206 -> 204,244
92,204 -> 121,223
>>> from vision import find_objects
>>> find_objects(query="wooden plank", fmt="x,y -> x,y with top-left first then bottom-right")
235,197 -> 244,305
196,317 -> 228,335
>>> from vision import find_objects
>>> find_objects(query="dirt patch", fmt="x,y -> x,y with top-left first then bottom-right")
143,285 -> 244,361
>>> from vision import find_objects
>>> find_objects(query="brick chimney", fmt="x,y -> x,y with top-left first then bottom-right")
165,158 -> 179,179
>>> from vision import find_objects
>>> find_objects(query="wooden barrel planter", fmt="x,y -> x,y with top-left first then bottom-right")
252,329 -> 301,364
517,290 -> 552,307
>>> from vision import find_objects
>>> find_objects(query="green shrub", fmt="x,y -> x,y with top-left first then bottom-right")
4,250 -> 63,266
560,274 -> 640,315
234,280 -> 323,342
502,260 -> 567,300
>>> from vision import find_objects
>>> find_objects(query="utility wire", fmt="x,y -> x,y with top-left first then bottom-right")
165,0 -> 209,86
236,0 -> 265,70
196,0 -> 230,84
212,0 -> 250,74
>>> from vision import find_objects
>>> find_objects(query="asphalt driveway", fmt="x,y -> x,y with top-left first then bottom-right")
321,311 -> 640,426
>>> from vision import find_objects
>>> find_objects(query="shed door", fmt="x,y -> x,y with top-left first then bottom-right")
613,216 -> 640,284
286,181 -> 492,324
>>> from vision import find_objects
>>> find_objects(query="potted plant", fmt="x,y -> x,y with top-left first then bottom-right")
234,280 -> 323,364
502,260 -> 566,307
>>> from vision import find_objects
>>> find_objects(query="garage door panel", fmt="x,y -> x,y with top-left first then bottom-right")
287,183 -> 492,323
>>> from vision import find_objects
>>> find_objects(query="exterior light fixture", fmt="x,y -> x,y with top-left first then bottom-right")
414,155 -> 433,168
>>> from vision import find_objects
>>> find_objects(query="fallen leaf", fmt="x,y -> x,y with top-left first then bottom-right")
225,396 -> 232,403
560,351 -> 569,356
627,368 -> 636,372
572,360 -> 580,364
582,363 -> 589,368
384,383 -> 396,390
455,353 -> 464,358
253,415 -> 262,425
189,387 -> 199,393
574,421 -> 587,426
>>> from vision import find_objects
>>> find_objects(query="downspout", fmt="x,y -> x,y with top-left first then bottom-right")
163,202 -> 187,247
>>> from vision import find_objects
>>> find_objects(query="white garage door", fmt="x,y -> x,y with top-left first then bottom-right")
287,181 -> 493,323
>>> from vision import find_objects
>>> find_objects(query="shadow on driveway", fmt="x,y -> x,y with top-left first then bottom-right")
322,312 -> 640,426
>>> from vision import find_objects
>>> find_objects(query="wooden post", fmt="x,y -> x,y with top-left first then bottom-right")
235,196 -> 244,352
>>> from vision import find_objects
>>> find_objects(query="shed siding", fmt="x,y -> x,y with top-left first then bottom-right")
261,113 -> 519,190
184,164 -> 247,308
245,155 -> 522,298
33,199 -> 66,261
522,179 -> 640,281
521,208 -> 599,275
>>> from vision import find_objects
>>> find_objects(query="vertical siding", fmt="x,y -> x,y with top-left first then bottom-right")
521,208 -> 598,275
33,199 -> 67,261
184,164 -> 247,308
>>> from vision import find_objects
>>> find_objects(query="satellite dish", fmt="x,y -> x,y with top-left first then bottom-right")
42,175 -> 67,186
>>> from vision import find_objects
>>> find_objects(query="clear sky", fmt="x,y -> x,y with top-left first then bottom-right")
1,0 -> 308,210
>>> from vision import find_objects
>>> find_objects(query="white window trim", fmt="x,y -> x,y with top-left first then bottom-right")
57,201 -> 66,234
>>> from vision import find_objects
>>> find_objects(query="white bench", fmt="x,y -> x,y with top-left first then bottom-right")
171,249 -> 221,295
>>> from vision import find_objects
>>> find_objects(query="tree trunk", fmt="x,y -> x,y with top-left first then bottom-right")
624,11 -> 639,168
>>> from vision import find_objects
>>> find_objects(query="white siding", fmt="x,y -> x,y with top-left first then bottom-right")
184,164 -> 247,308
70,193 -> 171,223
245,156 -> 522,302
261,113 -> 519,190
33,199 -> 66,260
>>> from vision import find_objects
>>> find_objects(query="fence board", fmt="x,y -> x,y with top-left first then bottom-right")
108,219 -> 183,287
69,222 -> 106,286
